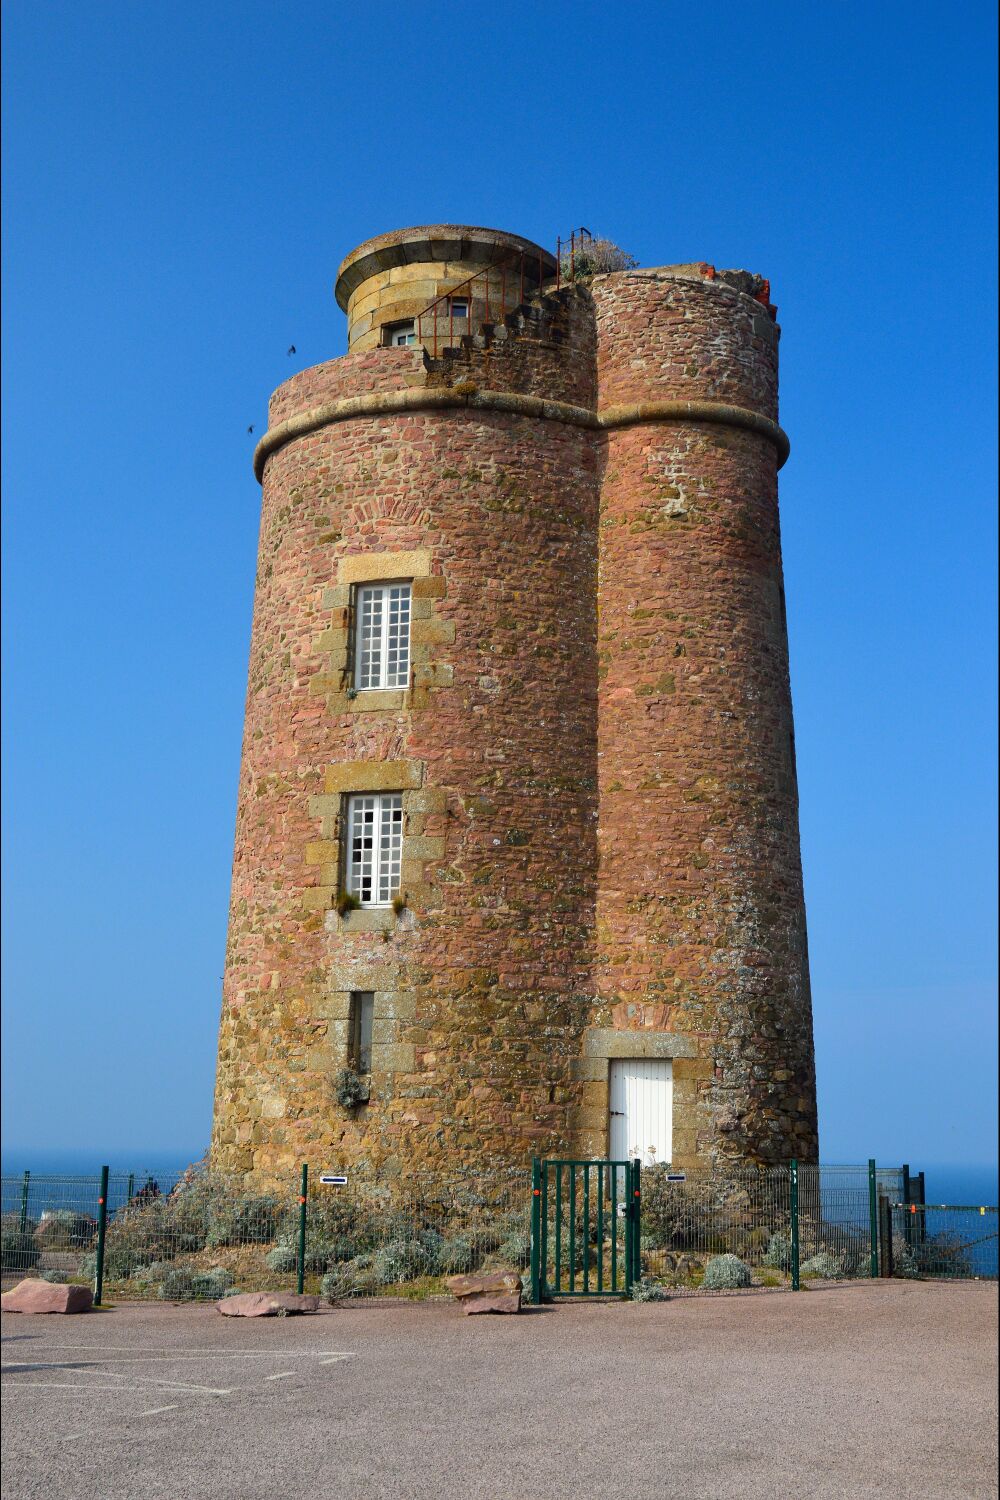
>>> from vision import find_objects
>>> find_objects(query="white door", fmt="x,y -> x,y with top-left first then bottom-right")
609,1059 -> 673,1166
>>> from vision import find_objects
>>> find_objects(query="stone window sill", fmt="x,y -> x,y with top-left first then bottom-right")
349,689 -> 408,712
339,907 -> 397,933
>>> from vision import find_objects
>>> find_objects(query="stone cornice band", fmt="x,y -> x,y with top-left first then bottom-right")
253,387 -> 790,482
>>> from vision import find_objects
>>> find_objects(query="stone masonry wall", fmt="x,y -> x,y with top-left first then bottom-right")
212,250 -> 818,1181
586,272 -> 817,1164
213,313 -> 600,1178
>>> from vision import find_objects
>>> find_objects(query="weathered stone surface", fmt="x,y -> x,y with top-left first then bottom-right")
447,1270 -> 522,1298
217,1293 -> 321,1318
211,229 -> 817,1185
447,1271 -> 522,1314
460,1291 -> 522,1315
1,1279 -> 94,1314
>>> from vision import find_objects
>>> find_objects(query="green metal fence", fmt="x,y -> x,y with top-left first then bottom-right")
531,1158 -> 638,1301
3,1159 -> 994,1305
1,1165 -> 531,1304
887,1203 -> 999,1280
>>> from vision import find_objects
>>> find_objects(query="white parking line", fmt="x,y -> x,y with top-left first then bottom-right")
2,1385 -> 124,1394
10,1347 -> 355,1363
1,1365 -> 232,1396
141,1405 -> 179,1416
60,1433 -> 86,1442
14,1356 -> 355,1368
265,1372 -> 296,1381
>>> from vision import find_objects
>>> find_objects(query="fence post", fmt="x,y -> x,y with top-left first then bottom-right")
868,1159 -> 879,1278
18,1171 -> 30,1235
127,1173 -> 135,1206
790,1159 -> 800,1290
625,1158 -> 641,1292
901,1163 -> 913,1247
915,1170 -> 926,1243
296,1164 -> 309,1296
530,1157 -> 542,1305
634,1159 -> 643,1285
94,1165 -> 109,1306
878,1195 -> 895,1277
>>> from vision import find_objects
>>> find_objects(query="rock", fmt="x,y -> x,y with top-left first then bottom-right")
446,1269 -> 522,1314
217,1292 -> 321,1317
1,1279 -> 94,1314
460,1291 -> 522,1315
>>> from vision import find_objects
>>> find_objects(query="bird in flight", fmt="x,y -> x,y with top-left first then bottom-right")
287,344 -> 296,356
247,424 -> 254,435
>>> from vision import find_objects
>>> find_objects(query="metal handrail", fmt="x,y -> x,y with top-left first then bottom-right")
413,227 -> 593,357
416,246 -> 546,358
555,227 -> 593,289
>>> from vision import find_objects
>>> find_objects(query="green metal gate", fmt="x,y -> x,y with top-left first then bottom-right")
530,1157 -> 641,1301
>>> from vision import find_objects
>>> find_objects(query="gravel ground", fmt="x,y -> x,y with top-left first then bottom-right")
2,1280 -> 996,1499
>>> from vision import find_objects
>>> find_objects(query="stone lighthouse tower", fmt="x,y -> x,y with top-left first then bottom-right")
211,224 -> 818,1180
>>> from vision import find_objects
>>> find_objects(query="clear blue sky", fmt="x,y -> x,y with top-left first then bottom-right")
2,0 -> 996,1171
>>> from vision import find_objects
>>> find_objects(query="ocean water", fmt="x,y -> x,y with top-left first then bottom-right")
0,1149 -> 204,1181
918,1164 -> 999,1209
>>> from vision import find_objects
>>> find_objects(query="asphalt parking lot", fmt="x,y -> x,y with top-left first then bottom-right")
2,1280 -> 996,1500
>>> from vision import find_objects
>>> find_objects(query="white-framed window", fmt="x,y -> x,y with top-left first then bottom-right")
346,793 -> 403,907
448,297 -> 469,320
354,581 -> 411,690
388,321 -> 416,346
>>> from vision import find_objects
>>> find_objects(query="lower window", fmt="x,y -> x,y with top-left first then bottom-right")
346,793 -> 403,906
348,991 -> 374,1074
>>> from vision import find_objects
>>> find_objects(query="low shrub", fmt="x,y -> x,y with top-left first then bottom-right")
158,1266 -> 234,1301
265,1243 -> 298,1273
39,1268 -> 70,1284
130,1259 -> 174,1285
80,1209 -> 164,1279
701,1254 -> 752,1291
560,236 -> 638,280
414,1229 -> 475,1276
321,1254 -> 380,1301
762,1232 -> 792,1271
205,1193 -> 282,1249
495,1230 -> 531,1269
81,1243 -> 155,1281
800,1252 -> 843,1280
630,1276 -> 670,1303
1,1215 -> 40,1271
372,1237 -> 430,1284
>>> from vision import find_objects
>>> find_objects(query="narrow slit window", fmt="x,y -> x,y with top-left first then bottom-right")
348,991 -> 374,1074
355,581 -> 411,690
346,792 -> 403,907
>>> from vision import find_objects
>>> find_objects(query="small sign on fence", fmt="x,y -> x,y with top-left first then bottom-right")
318,1173 -> 348,1187
666,1173 -> 687,1182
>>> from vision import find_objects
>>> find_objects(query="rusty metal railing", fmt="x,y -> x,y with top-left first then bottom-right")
416,247 -> 548,358
555,227 -> 593,288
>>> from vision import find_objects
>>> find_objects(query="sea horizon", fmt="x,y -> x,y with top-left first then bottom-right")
2,1148 -> 997,1206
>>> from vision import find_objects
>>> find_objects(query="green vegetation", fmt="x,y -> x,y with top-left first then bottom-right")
701,1254 -> 752,1290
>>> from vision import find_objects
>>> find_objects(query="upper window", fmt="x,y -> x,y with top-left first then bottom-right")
388,322 -> 416,346
355,582 -> 411,690
448,297 -> 469,320
346,793 -> 403,907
